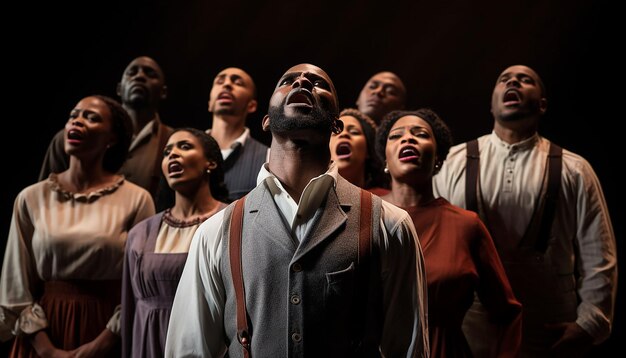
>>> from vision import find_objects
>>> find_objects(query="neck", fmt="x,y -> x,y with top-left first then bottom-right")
383,176 -> 435,207
493,116 -> 539,144
171,183 -> 221,218
338,164 -> 366,188
124,105 -> 157,135
62,157 -> 112,192
268,132 -> 331,203
210,115 -> 246,150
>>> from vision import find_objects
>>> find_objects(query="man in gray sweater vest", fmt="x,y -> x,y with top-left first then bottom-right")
165,63 -> 429,357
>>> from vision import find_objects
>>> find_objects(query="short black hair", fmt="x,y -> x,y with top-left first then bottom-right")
375,108 -> 453,167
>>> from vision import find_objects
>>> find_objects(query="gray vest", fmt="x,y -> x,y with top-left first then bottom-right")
219,177 -> 383,357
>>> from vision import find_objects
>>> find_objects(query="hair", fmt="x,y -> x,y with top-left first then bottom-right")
338,108 -> 386,188
170,127 -> 229,201
92,95 -> 133,173
375,108 -> 453,170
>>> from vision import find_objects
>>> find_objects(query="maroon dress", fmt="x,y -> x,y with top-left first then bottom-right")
403,198 -> 522,358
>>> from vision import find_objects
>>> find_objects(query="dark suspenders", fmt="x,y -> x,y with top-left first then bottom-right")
464,139 -> 562,252
228,190 -> 374,357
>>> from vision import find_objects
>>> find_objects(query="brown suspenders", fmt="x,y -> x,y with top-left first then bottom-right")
464,139 -> 562,252
228,190 -> 374,357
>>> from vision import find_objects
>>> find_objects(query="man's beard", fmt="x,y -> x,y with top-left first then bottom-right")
268,105 -> 335,134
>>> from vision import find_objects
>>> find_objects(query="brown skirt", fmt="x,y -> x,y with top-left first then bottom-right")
10,280 -> 121,358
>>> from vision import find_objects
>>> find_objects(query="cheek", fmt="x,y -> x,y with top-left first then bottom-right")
355,137 -> 368,157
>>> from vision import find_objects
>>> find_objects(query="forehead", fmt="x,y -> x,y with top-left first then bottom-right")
168,130 -> 200,143
498,65 -> 540,81
339,115 -> 362,127
283,64 -> 332,82
215,67 -> 253,83
75,97 -> 108,112
367,72 -> 402,86
125,57 -> 161,73
391,115 -> 431,131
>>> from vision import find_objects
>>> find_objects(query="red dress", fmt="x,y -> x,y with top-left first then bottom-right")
403,198 -> 521,358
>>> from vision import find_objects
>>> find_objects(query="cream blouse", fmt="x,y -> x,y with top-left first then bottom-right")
0,174 -> 155,340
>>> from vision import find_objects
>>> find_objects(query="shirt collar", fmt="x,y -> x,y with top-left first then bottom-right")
205,127 -> 250,148
257,161 -> 338,188
489,130 -> 539,152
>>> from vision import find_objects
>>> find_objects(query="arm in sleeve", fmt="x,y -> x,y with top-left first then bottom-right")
0,190 -> 47,341
472,217 -> 522,357
39,129 -> 69,181
120,224 -> 143,358
572,160 -> 617,344
378,202 -> 429,358
165,212 -> 228,358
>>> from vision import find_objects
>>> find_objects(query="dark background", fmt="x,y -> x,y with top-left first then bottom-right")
2,0 -> 622,355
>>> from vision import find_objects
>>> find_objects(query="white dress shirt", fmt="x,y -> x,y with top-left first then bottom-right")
165,162 -> 429,357
433,131 -> 617,344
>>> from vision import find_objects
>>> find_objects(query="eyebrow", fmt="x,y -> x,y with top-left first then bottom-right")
282,71 -> 328,84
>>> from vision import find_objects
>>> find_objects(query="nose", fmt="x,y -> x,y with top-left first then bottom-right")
372,85 -> 385,98
132,67 -> 147,82
505,77 -> 521,88
292,72 -> 313,91
400,132 -> 417,144
70,114 -> 86,127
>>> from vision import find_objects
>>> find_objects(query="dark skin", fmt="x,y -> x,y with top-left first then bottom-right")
491,65 -> 593,355
31,97 -> 120,357
116,56 -> 168,136
261,63 -> 339,203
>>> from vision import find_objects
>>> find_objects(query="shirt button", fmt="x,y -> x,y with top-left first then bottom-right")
290,294 -> 301,305
508,169 -> 513,174
292,332 -> 302,342
292,263 -> 302,272
510,157 -> 515,161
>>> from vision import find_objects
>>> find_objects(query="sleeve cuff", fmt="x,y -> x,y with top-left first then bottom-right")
577,302 -> 612,345
14,304 -> 48,336
106,305 -> 122,336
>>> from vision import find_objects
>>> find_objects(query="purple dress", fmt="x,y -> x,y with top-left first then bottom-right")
121,206 -> 225,358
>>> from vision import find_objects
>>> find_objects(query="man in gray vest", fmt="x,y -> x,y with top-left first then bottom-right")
165,63 -> 429,357
207,67 -> 269,202
433,65 -> 617,357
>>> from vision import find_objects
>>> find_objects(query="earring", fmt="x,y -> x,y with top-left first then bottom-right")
206,169 -> 211,174
384,166 -> 389,174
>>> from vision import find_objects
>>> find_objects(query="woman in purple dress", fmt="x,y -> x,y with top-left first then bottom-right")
121,128 -> 228,357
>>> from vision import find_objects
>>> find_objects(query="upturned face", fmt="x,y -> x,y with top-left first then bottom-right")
208,67 -> 257,120
491,65 -> 546,123
162,130 -> 214,191
356,72 -> 405,122
385,115 -> 437,183
264,63 -> 338,134
117,56 -> 166,109
330,115 -> 368,172
64,96 -> 115,160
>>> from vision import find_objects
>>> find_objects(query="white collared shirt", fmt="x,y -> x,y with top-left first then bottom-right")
433,131 -> 617,343
165,162 -> 429,357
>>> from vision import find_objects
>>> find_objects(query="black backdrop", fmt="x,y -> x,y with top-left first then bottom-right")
3,0 -> 622,355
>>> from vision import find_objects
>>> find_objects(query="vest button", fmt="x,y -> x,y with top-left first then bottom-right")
292,332 -> 302,342
292,263 -> 302,272
290,294 -> 301,305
